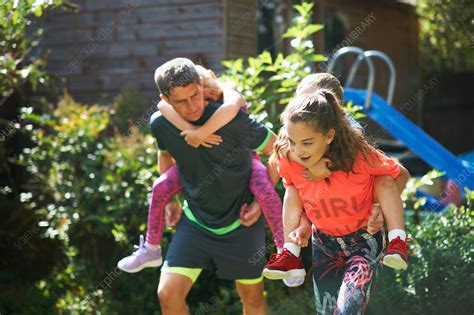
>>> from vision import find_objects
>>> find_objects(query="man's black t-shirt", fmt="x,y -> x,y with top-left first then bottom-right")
150,101 -> 271,229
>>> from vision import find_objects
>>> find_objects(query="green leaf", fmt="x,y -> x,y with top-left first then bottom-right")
306,24 -> 324,34
309,54 -> 327,62
33,5 -> 43,17
259,51 -> 273,64
12,10 -> 19,25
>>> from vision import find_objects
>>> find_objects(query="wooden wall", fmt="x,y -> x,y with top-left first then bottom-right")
39,0 -> 257,104
224,0 -> 257,60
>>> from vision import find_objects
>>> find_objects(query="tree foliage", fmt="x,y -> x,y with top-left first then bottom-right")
0,0 -> 68,104
417,0 -> 474,73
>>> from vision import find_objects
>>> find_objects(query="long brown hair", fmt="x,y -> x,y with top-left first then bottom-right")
270,127 -> 290,165
274,90 -> 380,173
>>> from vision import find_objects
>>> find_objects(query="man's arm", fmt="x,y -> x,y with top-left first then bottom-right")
259,131 -> 276,156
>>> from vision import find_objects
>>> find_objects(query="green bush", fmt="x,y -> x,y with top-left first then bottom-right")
0,0 -> 68,101
111,84 -> 153,135
417,0 -> 474,73
367,205 -> 474,314
14,94 -> 162,314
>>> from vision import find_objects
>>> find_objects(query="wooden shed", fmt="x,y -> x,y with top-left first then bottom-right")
40,0 -> 258,103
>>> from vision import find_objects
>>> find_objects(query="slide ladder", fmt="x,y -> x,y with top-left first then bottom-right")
326,47 -> 474,190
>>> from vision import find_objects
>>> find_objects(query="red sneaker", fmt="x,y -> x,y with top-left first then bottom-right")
263,248 -> 306,280
383,236 -> 409,270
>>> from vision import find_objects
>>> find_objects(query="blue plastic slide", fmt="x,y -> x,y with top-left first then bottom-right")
343,88 -> 474,190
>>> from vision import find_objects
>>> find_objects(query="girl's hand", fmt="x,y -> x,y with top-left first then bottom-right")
288,218 -> 311,247
201,134 -> 222,148
180,130 -> 222,148
180,129 -> 204,148
203,87 -> 222,102
302,157 -> 332,181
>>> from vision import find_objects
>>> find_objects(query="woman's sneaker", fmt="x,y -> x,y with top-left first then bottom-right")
383,236 -> 409,270
263,248 -> 306,280
117,235 -> 163,273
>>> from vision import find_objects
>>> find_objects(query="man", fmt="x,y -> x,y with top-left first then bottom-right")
151,58 -> 276,315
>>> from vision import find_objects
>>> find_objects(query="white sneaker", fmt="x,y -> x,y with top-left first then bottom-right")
117,235 -> 163,273
283,277 -> 305,287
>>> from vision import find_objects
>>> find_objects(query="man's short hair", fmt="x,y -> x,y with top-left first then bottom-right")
154,58 -> 200,98
296,73 -> 344,104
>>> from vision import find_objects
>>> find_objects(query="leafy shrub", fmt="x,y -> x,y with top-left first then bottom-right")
14,94 -> 162,314
417,0 -> 474,73
0,0 -> 68,101
368,205 -> 474,314
111,84 -> 153,135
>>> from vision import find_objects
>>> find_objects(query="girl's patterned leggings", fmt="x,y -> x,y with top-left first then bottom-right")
311,229 -> 385,315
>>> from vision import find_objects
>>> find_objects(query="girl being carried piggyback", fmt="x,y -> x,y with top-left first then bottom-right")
263,80 -> 410,313
117,66 -> 284,274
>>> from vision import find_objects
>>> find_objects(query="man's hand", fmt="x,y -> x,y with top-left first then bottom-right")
367,204 -> 384,235
180,130 -> 222,148
239,200 -> 262,227
302,157 -> 332,181
165,199 -> 183,228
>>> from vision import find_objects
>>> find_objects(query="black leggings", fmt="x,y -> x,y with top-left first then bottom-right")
311,229 -> 385,315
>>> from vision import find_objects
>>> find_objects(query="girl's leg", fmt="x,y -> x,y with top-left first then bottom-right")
373,175 -> 405,235
335,231 -> 384,314
146,165 -> 183,245
373,176 -> 408,269
249,158 -> 284,249
262,185 -> 307,282
118,166 -> 182,273
311,233 -> 345,315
